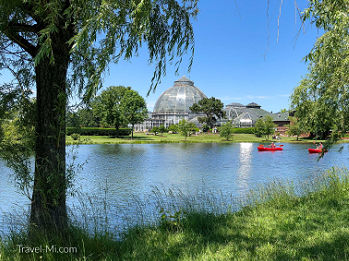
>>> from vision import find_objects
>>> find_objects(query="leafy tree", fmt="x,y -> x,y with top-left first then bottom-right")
291,0 -> 349,142
287,116 -> 304,141
263,116 -> 276,140
151,126 -> 160,135
66,110 -> 81,133
67,106 -> 100,129
121,89 -> 148,139
0,0 -> 198,233
77,107 -> 98,127
178,119 -> 196,139
168,124 -> 179,133
0,88 -> 35,199
92,86 -> 129,130
158,124 -> 168,133
254,116 -> 275,140
291,77 -> 333,140
189,97 -> 225,128
219,122 -> 234,141
254,119 -> 265,138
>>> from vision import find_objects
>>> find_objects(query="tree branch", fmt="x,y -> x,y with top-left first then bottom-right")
7,22 -> 41,33
3,29 -> 37,57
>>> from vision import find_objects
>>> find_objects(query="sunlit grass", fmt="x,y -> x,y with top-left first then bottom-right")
66,133 -> 338,145
1,168 -> 349,260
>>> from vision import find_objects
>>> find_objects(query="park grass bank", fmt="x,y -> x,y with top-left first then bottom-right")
1,168 -> 349,260
66,133 -> 340,145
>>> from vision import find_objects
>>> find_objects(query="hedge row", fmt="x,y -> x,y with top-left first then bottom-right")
66,127 -> 131,136
231,127 -> 255,134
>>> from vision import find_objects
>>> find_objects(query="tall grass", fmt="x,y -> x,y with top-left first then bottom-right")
1,167 -> 349,260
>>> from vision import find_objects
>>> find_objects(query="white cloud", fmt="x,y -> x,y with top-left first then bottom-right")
218,96 -> 243,101
246,95 -> 270,100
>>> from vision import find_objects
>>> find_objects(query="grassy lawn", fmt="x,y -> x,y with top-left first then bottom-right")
1,168 -> 349,260
112,169 -> 349,261
66,133 -> 341,145
66,133 -> 261,145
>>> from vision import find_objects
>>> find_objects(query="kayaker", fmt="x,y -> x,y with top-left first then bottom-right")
270,142 -> 276,149
316,142 -> 323,150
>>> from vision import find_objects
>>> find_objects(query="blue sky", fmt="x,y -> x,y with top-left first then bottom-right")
101,0 -> 321,113
0,0 -> 321,113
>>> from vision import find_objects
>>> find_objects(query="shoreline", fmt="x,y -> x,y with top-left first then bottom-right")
2,168 -> 348,260
66,133 -> 349,145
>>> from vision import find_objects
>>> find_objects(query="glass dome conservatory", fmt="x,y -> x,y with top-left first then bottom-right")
152,76 -> 207,126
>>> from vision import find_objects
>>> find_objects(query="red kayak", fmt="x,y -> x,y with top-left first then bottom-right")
257,146 -> 283,151
308,148 -> 323,153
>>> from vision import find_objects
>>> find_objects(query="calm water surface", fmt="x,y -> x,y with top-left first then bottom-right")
1,143 -> 349,233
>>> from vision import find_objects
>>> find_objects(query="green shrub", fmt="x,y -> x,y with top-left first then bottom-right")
66,127 -> 131,136
202,124 -> 209,132
168,124 -> 179,133
191,127 -> 199,133
158,124 -> 168,133
116,128 -> 132,136
178,120 -> 197,139
254,119 -> 265,137
219,122 -> 234,140
67,127 -> 81,134
151,126 -> 160,135
71,133 -> 80,140
253,116 -> 275,140
231,127 -> 255,134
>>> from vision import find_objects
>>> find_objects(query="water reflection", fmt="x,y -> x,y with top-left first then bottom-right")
237,143 -> 253,192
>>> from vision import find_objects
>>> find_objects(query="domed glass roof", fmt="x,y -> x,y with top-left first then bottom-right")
153,76 -> 207,114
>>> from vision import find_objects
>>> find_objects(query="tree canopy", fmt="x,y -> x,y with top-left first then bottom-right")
92,86 -> 130,130
219,121 -> 234,141
291,0 -> 349,141
67,106 -> 98,128
0,0 -> 198,233
287,116 -> 304,141
189,97 -> 225,129
121,89 -> 148,139
0,0 -> 198,96
254,116 -> 275,140
178,119 -> 197,139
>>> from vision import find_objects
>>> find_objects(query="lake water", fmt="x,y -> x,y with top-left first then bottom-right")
1,143 -> 349,235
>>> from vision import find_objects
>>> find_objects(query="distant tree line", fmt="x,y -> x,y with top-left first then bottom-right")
67,86 -> 147,139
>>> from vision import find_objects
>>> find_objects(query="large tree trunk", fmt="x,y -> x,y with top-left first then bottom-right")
30,38 -> 71,233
